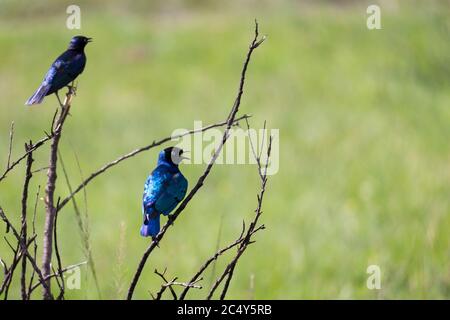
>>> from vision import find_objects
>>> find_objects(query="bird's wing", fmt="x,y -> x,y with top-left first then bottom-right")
41,59 -> 67,86
142,167 -> 172,215
46,51 -> 86,92
154,172 -> 188,215
60,52 -> 86,77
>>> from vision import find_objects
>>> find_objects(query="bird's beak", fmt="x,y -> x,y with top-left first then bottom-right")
86,37 -> 93,43
181,151 -> 190,160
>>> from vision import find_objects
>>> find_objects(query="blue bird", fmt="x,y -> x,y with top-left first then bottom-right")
141,147 -> 189,238
25,35 -> 92,106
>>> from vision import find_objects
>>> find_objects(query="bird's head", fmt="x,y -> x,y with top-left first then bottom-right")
68,35 -> 92,50
158,147 -> 188,167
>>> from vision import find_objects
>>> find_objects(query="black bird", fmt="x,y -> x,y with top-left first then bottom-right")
25,35 -> 92,105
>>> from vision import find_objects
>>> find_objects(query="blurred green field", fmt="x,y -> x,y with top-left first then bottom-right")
0,0 -> 449,299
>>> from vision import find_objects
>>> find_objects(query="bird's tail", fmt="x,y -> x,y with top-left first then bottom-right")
25,84 -> 51,105
140,214 -> 160,238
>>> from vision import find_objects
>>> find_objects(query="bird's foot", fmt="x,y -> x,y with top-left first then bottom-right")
55,92 -> 64,108
67,81 -> 78,96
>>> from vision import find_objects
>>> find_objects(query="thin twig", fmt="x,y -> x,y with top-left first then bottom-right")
164,279 -> 202,289
51,265 -> 64,298
53,197 -> 65,299
154,268 -> 178,300
3,236 -> 16,253
127,21 -> 265,300
207,134 -> 272,300
6,121 -> 14,170
0,249 -> 19,298
0,136 -> 52,183
179,222 -> 246,300
0,110 -> 57,184
0,207 -> 50,296
153,278 -> 175,300
31,166 -> 50,174
29,261 -> 87,294
1,143 -> 35,299
27,185 -> 41,299
20,141 -> 34,300
0,236 -> 35,298
153,271 -> 202,300
56,114 -> 251,212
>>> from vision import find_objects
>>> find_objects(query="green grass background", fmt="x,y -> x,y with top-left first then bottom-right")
0,0 -> 449,299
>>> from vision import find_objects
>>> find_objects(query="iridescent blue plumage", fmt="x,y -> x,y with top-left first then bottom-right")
141,147 -> 188,238
25,35 -> 92,105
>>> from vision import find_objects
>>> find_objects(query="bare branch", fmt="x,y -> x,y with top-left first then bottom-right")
29,261 -> 87,294
53,197 -> 65,299
0,241 -> 31,298
153,268 -> 203,300
0,253 -> 18,298
51,265 -> 64,298
153,277 -> 175,300
0,112 -> 57,184
42,85 -> 76,300
56,114 -> 250,212
27,185 -> 41,299
0,207 -> 50,297
0,203 -> 21,298
3,236 -> 16,254
179,222 -> 246,300
31,166 -> 50,174
6,121 -> 14,170
165,279 -> 202,289
0,136 -> 52,183
207,133 -> 272,300
154,268 -> 178,300
127,20 -> 265,300
219,264 -> 236,300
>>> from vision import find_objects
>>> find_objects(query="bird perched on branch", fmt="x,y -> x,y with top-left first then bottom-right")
25,35 -> 92,105
141,147 -> 189,239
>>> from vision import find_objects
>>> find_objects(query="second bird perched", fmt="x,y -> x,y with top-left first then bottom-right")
141,147 -> 189,239
25,35 -> 92,105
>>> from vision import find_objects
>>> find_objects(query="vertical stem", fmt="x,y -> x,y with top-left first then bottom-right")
41,89 -> 74,300
53,199 -> 65,299
20,141 -> 34,300
219,264 -> 236,300
6,121 -> 14,170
